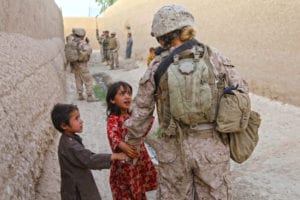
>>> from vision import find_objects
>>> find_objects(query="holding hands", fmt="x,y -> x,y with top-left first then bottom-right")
111,152 -> 129,161
118,141 -> 139,159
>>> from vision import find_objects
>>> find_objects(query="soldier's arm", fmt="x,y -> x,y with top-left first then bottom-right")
78,40 -> 93,55
209,47 -> 249,93
96,29 -> 100,41
124,63 -> 158,143
116,39 -> 120,51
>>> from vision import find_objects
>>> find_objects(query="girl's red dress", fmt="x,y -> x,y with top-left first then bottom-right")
107,114 -> 157,200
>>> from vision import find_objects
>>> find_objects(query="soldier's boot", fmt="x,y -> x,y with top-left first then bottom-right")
87,95 -> 100,102
78,93 -> 84,101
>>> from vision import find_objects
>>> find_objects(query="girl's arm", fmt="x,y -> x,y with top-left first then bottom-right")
107,115 -> 123,150
107,115 -> 139,158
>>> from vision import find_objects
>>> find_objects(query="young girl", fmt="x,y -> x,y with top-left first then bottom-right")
106,81 -> 157,200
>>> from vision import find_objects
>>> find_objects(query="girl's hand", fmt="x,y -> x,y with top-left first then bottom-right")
118,141 -> 139,158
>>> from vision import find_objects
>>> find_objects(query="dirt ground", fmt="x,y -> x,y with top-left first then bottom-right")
36,52 -> 300,200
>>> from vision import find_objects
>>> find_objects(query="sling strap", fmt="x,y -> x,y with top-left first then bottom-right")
154,39 -> 201,90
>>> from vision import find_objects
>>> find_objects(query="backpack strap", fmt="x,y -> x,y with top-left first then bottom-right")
154,39 -> 201,91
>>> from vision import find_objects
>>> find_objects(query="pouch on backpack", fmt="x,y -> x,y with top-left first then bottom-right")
216,90 -> 251,133
229,110 -> 261,163
65,43 -> 80,62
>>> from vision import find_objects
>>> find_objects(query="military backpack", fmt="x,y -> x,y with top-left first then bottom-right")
167,45 -> 220,125
65,35 -> 92,62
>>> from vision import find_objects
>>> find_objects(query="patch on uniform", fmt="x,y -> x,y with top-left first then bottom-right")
222,57 -> 233,66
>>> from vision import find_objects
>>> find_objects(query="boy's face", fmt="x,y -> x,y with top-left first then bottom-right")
61,110 -> 83,134
150,49 -> 155,55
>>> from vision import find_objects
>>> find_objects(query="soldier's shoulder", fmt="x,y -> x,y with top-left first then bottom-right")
207,46 -> 233,66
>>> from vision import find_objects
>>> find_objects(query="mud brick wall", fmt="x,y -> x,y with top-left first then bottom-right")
0,0 -> 66,198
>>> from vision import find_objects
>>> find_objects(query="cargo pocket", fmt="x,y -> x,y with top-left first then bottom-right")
201,146 -> 230,190
156,137 -> 178,164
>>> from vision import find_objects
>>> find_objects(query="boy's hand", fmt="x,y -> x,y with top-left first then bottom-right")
118,141 -> 139,158
111,152 -> 128,161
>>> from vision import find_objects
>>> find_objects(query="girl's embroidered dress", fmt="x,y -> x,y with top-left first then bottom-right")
107,114 -> 157,200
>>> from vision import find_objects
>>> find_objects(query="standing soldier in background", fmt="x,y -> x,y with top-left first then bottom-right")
65,28 -> 99,102
109,32 -> 120,70
96,29 -> 105,62
125,33 -> 133,59
102,30 -> 110,64
124,4 -> 249,199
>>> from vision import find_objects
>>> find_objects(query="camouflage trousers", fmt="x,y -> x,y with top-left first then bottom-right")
110,50 -> 119,69
155,129 -> 232,200
103,48 -> 110,62
71,62 -> 93,96
99,45 -> 104,62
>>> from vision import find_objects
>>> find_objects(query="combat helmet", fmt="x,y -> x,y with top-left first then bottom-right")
73,28 -> 86,37
151,4 -> 194,37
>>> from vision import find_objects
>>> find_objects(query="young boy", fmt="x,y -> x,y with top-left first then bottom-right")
51,103 -> 128,200
147,47 -> 155,66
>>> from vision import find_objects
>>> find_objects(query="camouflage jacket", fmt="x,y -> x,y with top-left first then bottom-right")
109,37 -> 120,51
102,36 -> 110,50
124,43 -> 249,144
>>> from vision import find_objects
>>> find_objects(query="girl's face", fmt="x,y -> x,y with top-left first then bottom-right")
110,85 -> 132,115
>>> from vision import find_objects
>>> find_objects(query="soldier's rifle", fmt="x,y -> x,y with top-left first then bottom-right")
95,14 -> 100,39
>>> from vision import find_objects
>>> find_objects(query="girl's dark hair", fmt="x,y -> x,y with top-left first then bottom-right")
51,103 -> 78,133
106,81 -> 132,117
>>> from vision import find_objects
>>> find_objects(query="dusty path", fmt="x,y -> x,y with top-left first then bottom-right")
36,52 -> 300,200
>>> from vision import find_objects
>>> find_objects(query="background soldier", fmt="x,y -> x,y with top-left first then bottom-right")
109,32 -> 120,69
102,30 -> 110,64
67,28 -> 99,102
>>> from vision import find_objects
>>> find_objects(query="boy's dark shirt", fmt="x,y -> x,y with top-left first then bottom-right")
58,133 -> 111,200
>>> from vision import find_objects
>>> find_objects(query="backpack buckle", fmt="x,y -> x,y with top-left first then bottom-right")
194,45 -> 204,62
173,54 -> 179,65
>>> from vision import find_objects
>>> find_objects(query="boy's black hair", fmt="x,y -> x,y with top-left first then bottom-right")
51,103 -> 78,133
106,81 -> 132,117
149,47 -> 155,52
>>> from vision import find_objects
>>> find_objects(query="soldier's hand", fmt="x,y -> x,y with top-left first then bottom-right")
85,37 -> 90,44
223,84 -> 238,95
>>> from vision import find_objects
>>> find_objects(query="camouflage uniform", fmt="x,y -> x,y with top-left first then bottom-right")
124,4 -> 249,200
102,31 -> 110,63
109,32 -> 120,69
69,28 -> 98,102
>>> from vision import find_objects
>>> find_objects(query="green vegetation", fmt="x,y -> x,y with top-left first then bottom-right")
95,0 -> 119,14
93,84 -> 107,103
155,127 -> 163,138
